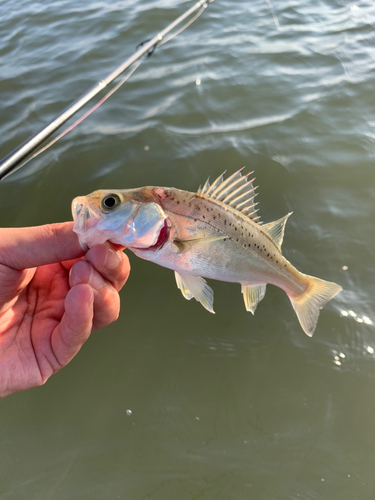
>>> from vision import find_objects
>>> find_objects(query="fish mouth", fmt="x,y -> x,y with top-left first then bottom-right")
72,197 -> 95,233
72,198 -> 87,232
72,196 -> 103,250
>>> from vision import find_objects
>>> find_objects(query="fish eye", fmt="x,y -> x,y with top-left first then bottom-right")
101,194 -> 121,212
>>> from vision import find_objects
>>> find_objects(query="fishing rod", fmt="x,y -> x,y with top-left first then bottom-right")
0,0 -> 214,181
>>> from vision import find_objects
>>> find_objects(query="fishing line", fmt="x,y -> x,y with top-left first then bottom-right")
158,2 -> 208,46
0,0 -> 213,180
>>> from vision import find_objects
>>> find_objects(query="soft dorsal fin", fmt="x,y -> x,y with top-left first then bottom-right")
261,212 -> 292,252
197,169 -> 261,223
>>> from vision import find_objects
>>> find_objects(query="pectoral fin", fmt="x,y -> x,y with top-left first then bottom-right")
172,235 -> 226,254
241,284 -> 267,314
174,272 -> 215,314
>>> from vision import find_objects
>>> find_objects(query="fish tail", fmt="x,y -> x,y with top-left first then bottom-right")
288,275 -> 342,337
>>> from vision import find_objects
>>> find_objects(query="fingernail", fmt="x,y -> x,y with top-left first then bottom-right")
105,244 -> 121,270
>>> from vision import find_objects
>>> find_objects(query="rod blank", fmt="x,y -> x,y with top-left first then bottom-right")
0,0 -> 212,181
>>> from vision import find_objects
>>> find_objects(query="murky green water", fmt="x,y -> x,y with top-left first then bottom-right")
1,0 -> 375,498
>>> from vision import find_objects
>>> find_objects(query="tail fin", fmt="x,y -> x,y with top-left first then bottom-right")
289,275 -> 342,337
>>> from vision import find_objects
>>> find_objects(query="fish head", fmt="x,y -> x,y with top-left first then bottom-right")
72,189 -> 168,250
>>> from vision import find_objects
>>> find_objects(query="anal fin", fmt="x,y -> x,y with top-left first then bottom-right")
175,272 -> 215,314
241,284 -> 267,314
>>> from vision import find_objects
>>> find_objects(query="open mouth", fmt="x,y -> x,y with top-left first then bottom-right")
72,197 -> 106,250
72,197 -> 98,234
72,200 -> 88,233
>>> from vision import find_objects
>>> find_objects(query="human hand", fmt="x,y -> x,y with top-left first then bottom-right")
0,222 -> 130,398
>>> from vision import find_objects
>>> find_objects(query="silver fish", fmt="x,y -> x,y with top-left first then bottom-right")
72,170 -> 342,336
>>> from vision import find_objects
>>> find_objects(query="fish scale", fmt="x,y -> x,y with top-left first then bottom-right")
155,187 -> 300,294
159,188 -> 287,274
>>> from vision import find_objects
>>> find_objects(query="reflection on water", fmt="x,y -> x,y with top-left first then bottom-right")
1,0 -> 375,498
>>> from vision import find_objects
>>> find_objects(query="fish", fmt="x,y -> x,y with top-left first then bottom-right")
71,169 -> 342,336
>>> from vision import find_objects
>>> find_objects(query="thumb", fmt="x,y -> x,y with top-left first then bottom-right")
0,222 -> 84,270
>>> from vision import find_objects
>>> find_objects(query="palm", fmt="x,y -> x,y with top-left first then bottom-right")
0,262 -> 77,393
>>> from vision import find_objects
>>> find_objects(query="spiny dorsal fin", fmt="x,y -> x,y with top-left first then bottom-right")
197,169 -> 261,223
261,212 -> 292,252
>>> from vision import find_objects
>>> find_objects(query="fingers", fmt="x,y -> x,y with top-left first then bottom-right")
0,222 -> 84,270
0,222 -> 84,314
51,243 -> 129,369
84,243 -> 130,292
69,252 -> 126,330
51,284 -> 94,367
